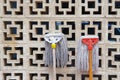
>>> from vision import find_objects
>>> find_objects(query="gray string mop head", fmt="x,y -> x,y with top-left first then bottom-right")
77,36 -> 99,72
44,32 -> 68,68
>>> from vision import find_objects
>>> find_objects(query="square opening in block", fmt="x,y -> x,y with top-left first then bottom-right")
115,55 -> 120,61
36,2 -> 43,8
10,53 -> 17,60
36,28 -> 43,35
62,2 -> 69,8
115,1 -> 120,8
36,54 -> 43,60
88,28 -> 95,34
88,1 -> 95,8
10,1 -> 17,8
114,28 -> 120,35
10,27 -> 17,34
62,28 -> 69,34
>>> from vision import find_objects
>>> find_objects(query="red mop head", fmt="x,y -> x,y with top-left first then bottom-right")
81,36 -> 99,80
77,36 -> 99,72
82,36 -> 99,50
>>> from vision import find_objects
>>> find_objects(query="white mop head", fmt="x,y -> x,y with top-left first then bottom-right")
44,32 -> 68,67
77,36 -> 99,72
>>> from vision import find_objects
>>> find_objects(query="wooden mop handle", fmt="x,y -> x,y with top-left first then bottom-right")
89,50 -> 93,80
53,49 -> 56,80
82,38 -> 98,80
51,43 -> 57,80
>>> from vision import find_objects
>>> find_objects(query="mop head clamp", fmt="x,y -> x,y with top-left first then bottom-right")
77,35 -> 99,72
44,33 -> 63,49
82,36 -> 99,50
44,32 -> 68,67
44,33 -> 64,44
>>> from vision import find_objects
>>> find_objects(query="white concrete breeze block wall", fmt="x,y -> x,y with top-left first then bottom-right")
0,0 -> 120,80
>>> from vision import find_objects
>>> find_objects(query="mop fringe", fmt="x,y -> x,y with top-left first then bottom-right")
45,35 -> 68,67
77,37 -> 98,72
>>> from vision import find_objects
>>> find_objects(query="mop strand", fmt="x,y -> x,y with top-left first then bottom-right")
44,33 -> 68,67
77,36 -> 99,72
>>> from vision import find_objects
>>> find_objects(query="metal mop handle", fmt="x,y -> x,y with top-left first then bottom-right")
51,43 -> 56,80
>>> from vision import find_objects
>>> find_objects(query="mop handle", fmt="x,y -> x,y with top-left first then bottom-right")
82,38 -> 98,80
51,43 -> 56,80
89,50 -> 93,80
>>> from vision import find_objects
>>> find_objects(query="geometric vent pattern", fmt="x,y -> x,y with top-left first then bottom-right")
0,0 -> 120,80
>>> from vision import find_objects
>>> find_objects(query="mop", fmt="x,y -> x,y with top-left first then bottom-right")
44,32 -> 68,80
77,35 -> 99,80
